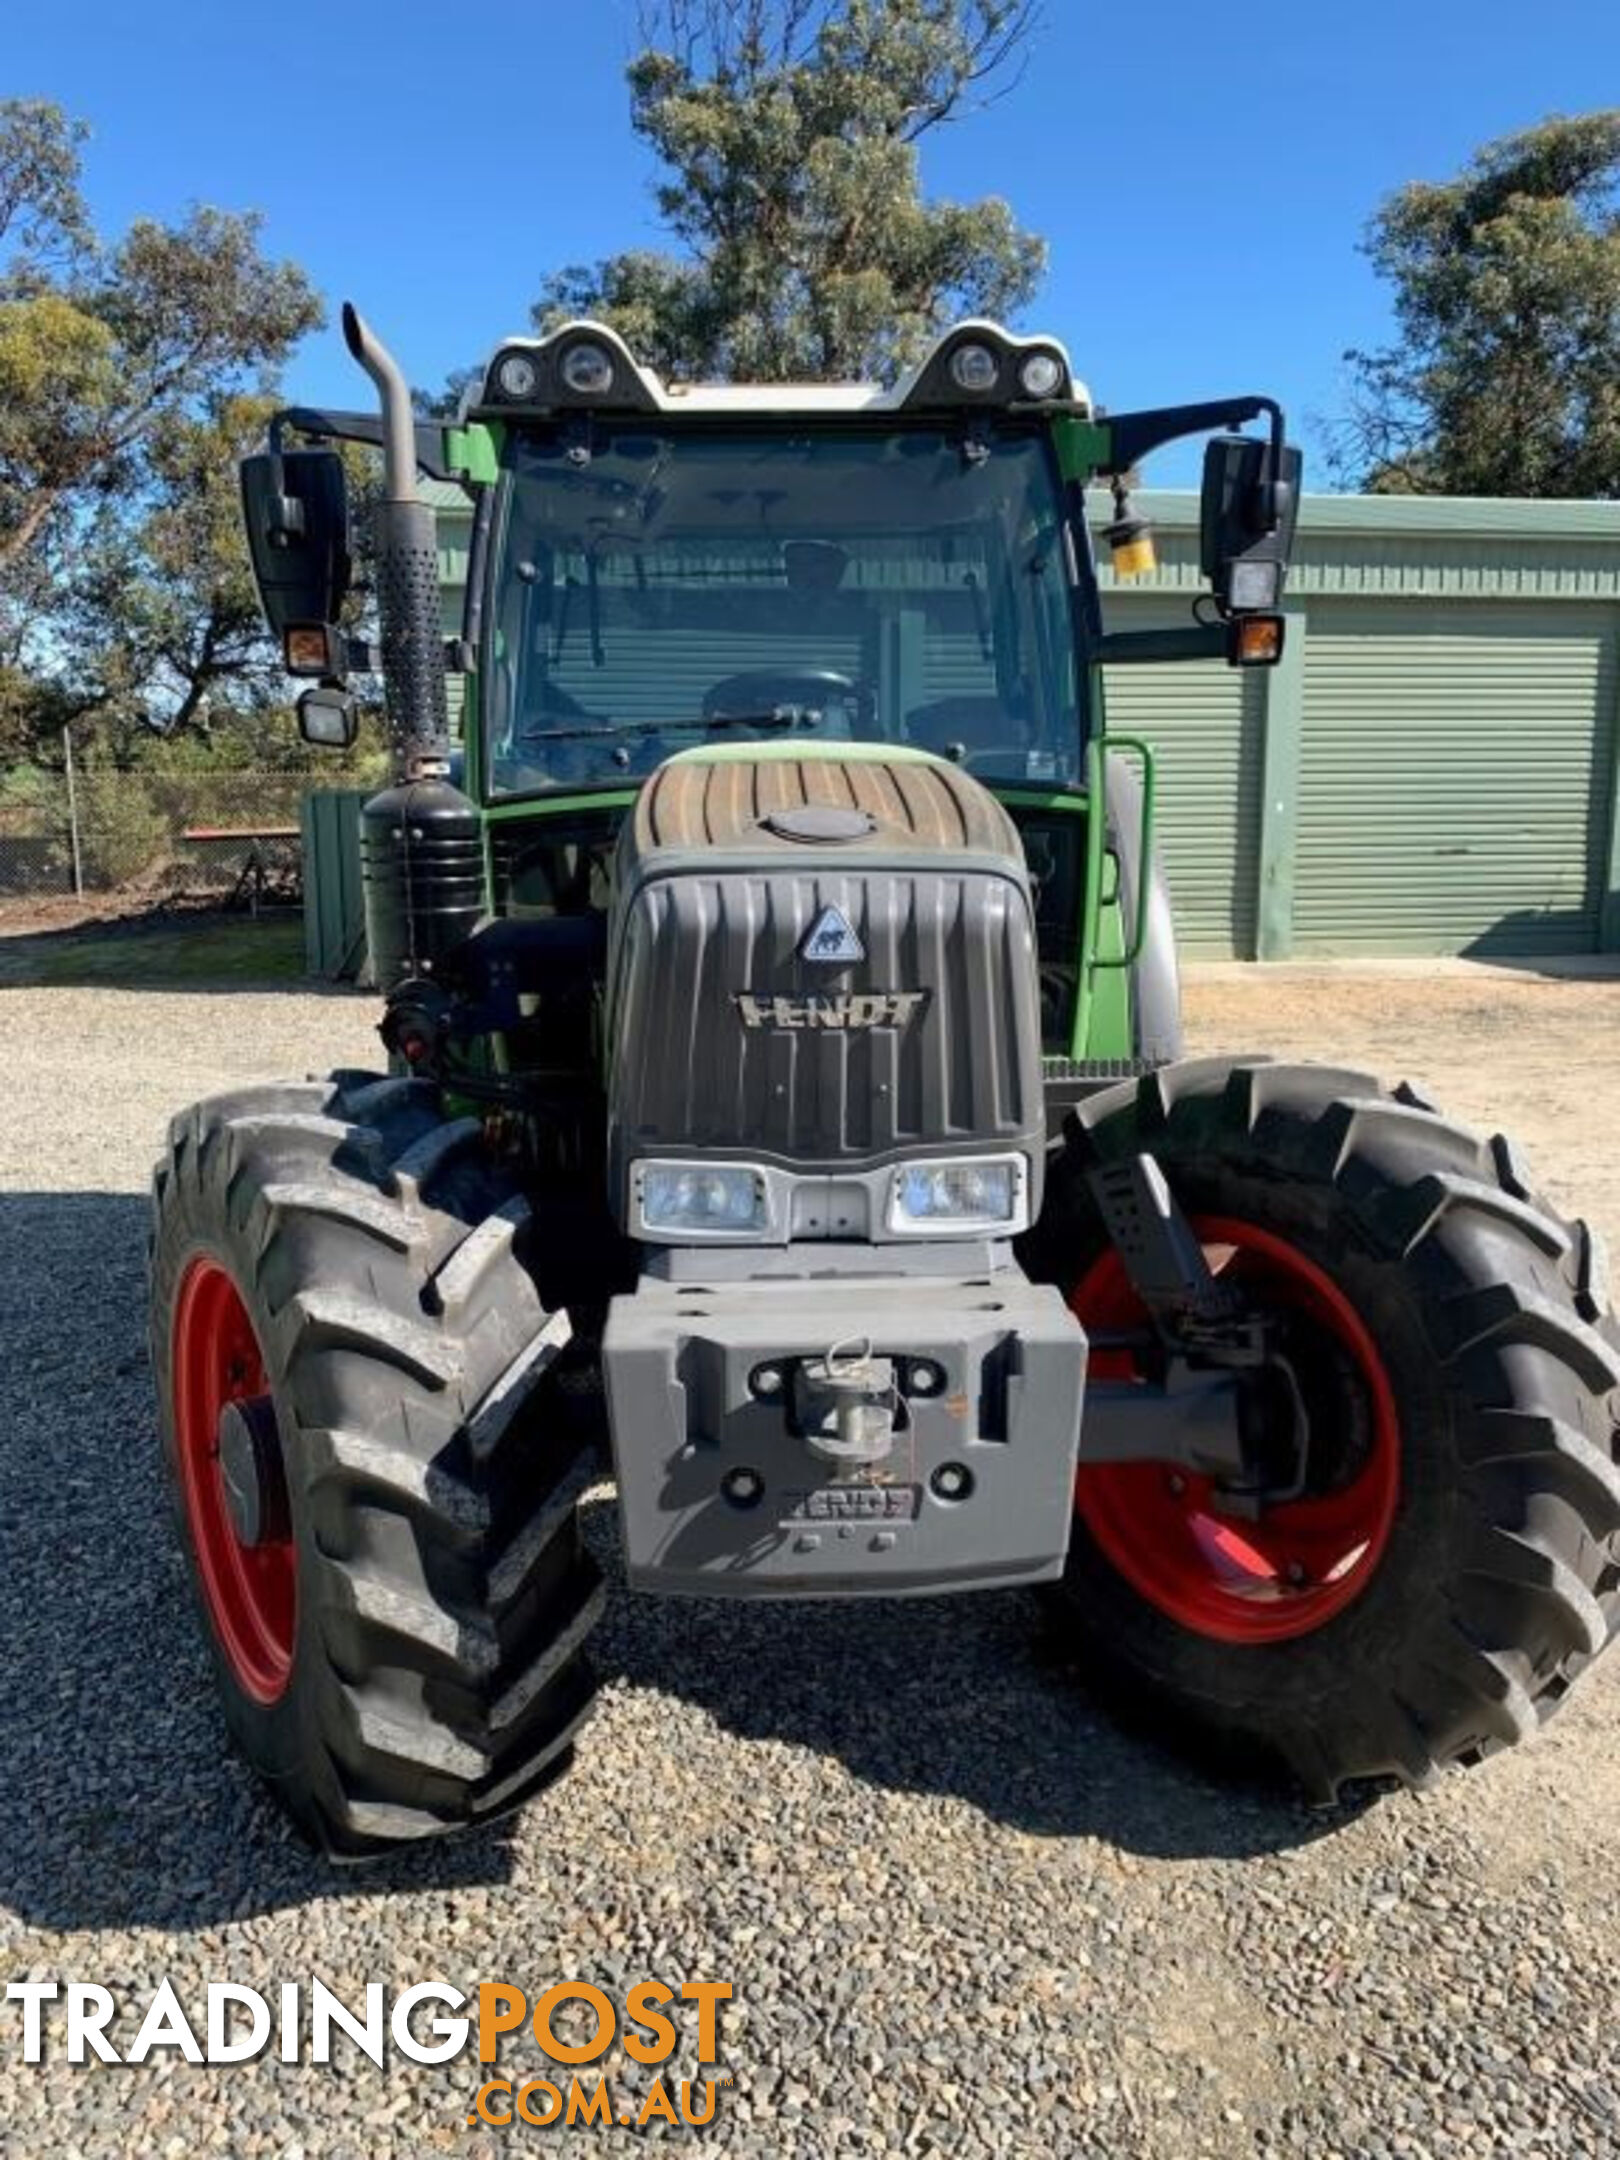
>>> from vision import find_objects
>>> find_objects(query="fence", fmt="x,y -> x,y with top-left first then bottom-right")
0,768 -> 313,903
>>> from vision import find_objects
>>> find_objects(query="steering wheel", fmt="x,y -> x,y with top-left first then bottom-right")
702,669 -> 874,733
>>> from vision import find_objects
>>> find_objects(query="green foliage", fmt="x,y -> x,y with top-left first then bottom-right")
0,99 -> 322,760
0,737 -> 386,901
73,769 -> 170,885
122,712 -> 387,785
1341,112 -> 1620,497
0,663 -> 81,767
60,391 -> 308,751
0,757 -> 63,826
532,1 -> 1046,383
0,98 -> 89,262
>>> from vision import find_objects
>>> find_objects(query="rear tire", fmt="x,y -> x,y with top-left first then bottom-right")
150,1072 -> 602,1856
1023,1056 -> 1620,1799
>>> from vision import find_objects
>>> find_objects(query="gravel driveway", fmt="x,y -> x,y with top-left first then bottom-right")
1,962 -> 1617,2158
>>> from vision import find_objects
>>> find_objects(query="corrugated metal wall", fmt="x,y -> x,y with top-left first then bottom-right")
1101,610 -> 1263,957
1293,604 -> 1614,955
432,480 -> 470,743
1097,493 -> 1620,958
301,788 -> 369,981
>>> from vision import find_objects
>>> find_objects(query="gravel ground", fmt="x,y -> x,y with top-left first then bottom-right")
1,962 -> 1617,2159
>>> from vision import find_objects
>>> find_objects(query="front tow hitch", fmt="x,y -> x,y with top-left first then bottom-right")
791,1342 -> 900,1464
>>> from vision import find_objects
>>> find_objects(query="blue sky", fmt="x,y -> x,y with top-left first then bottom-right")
9,0 -> 1619,484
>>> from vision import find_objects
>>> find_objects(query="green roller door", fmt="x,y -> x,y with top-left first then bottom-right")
1294,604 -> 1614,955
1102,615 -> 1263,957
442,586 -> 467,741
302,788 -> 369,981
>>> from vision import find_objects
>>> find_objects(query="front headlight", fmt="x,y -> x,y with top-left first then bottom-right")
637,1161 -> 769,1238
887,1156 -> 1026,1235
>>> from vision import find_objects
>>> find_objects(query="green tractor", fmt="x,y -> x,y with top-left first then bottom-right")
149,306 -> 1620,1855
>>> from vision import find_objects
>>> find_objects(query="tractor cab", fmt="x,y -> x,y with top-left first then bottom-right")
464,320 -> 1293,806
481,393 -> 1086,799
238,313 -> 1299,1082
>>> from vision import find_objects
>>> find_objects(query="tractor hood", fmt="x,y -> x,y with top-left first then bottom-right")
604,744 -> 1046,1242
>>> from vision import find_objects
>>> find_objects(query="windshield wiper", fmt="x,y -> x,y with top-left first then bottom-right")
520,707 -> 825,745
520,720 -> 665,743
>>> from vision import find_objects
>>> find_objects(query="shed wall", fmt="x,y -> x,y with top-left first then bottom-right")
1097,493 -> 1620,957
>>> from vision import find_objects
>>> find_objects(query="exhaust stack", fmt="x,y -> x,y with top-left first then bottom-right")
345,303 -> 479,995
343,302 -> 449,784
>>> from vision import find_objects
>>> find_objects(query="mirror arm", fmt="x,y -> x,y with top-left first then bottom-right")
268,406 -> 462,484
1102,396 -> 1284,481
1094,625 -> 1228,665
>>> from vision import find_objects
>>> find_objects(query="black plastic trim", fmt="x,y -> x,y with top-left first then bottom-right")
268,407 -> 463,484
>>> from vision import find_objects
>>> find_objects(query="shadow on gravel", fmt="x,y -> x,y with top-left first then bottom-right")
1452,941 -> 1620,982
0,1189 -> 1359,1936
580,1523 -> 1368,1867
0,1191 -> 520,1934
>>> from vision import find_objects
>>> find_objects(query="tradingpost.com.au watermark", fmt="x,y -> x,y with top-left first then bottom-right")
5,1975 -> 735,2131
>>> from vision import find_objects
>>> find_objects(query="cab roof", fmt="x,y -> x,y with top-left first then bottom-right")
464,318 -> 1091,424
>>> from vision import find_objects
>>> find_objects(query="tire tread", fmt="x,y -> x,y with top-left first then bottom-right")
150,1068 -> 601,1856
1032,1052 -> 1620,1800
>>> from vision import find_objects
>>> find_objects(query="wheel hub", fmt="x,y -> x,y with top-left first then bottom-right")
1069,1215 -> 1401,1644
217,1394 -> 289,1548
172,1256 -> 297,1704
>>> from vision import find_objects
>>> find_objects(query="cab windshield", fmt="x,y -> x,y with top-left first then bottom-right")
485,424 -> 1086,798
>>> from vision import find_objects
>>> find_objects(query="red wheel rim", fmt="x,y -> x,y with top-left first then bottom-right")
1070,1216 -> 1400,1644
172,1257 -> 295,1702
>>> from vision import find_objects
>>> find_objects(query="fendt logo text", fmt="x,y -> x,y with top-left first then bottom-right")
735,990 -> 929,1031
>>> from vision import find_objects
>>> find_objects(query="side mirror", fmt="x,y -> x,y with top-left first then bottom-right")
1199,435 -> 1302,616
240,448 -> 352,672
296,682 -> 359,750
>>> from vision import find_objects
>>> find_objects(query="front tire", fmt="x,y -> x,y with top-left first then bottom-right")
1024,1057 -> 1620,1799
150,1072 -> 602,1856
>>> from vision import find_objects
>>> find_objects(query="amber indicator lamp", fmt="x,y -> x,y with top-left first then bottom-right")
1101,478 -> 1157,578
1230,614 -> 1286,666
283,625 -> 333,674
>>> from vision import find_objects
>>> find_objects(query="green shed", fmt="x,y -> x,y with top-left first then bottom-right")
1100,492 -> 1620,959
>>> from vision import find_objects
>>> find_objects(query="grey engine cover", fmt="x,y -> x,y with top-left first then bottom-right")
605,749 -> 1046,1212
